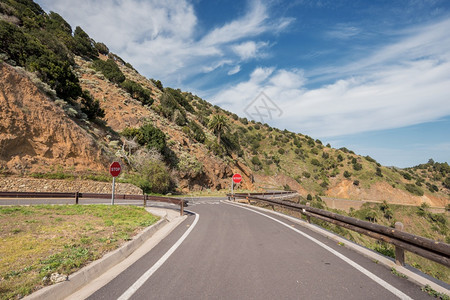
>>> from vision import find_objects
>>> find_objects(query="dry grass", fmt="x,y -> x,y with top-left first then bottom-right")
0,205 -> 158,299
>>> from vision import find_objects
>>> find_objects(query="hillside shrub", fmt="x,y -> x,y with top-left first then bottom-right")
443,177 -> 450,189
402,172 -> 412,180
151,79 -> 163,91
133,160 -> 171,194
80,90 -> 104,120
92,58 -> 125,83
428,184 -> 438,193
47,12 -> 72,34
121,124 -> 166,153
251,156 -> 263,170
278,148 -> 285,155
177,153 -> 203,177
353,163 -> 363,171
222,132 -> 241,153
322,152 -> 329,159
311,159 -> 321,166
302,171 -> 311,178
364,156 -> 377,163
120,80 -> 153,105
339,147 -> 349,153
344,171 -> 351,178
159,92 -> 187,126
376,167 -> 383,177
311,148 -> 319,155
416,202 -> 429,217
353,180 -> 360,186
188,121 -> 206,143
405,184 -> 424,196
94,42 -> 109,55
239,117 -> 248,125
207,140 -> 225,157
165,88 -> 194,113
73,26 -> 98,59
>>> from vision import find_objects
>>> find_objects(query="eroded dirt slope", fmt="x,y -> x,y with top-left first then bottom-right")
0,63 -> 107,174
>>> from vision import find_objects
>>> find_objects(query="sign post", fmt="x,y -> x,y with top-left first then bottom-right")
231,173 -> 242,196
109,161 -> 121,205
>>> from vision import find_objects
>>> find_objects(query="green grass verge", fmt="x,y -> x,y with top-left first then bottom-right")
0,205 -> 159,299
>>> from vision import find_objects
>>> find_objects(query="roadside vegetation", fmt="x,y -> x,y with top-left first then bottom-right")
0,205 -> 158,299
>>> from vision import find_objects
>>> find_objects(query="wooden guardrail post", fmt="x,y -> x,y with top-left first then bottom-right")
305,202 -> 311,223
144,195 -> 147,207
395,222 -> 405,266
180,200 -> 184,216
75,192 -> 79,204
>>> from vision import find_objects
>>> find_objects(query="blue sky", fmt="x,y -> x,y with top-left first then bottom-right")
36,0 -> 450,167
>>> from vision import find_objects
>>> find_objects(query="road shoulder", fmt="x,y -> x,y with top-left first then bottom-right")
225,200 -> 450,296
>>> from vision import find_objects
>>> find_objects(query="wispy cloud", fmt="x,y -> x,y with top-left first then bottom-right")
213,18 -> 450,138
228,65 -> 241,75
36,0 -> 292,85
326,23 -> 361,39
231,41 -> 269,60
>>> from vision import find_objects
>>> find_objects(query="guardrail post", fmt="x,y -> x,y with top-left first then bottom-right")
306,203 -> 311,223
144,195 -> 147,207
75,192 -> 79,205
180,200 -> 184,216
395,222 -> 405,266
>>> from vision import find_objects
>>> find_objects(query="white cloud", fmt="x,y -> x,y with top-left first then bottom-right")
228,65 -> 241,75
213,18 -> 450,138
35,0 -> 292,85
231,41 -> 269,60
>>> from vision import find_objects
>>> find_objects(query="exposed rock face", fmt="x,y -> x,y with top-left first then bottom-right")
0,63 -> 107,174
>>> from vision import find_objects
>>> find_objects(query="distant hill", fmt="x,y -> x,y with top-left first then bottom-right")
0,0 -> 448,206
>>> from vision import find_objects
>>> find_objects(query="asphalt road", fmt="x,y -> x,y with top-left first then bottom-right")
83,199 -> 432,299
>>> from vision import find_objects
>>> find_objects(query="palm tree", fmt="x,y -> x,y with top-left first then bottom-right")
208,114 -> 229,144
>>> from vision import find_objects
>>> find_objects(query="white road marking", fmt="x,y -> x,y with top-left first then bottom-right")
117,212 -> 200,300
226,202 -> 413,300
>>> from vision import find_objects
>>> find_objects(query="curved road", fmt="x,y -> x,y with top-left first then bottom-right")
77,198 -> 433,299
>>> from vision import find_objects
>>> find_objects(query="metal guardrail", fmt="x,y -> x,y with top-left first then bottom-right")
232,191 -> 298,197
228,192 -> 450,268
0,191 -> 185,216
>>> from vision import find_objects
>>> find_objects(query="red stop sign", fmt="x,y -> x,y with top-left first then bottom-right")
232,173 -> 242,183
110,161 -> 121,177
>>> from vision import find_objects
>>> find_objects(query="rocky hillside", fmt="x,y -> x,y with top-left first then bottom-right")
0,0 -> 448,206
0,63 -> 106,174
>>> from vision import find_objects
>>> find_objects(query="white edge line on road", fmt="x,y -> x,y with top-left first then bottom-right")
226,202 -> 412,300
117,211 -> 199,300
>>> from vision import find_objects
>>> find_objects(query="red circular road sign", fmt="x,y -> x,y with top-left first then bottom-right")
110,161 -> 121,177
232,173 -> 242,184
